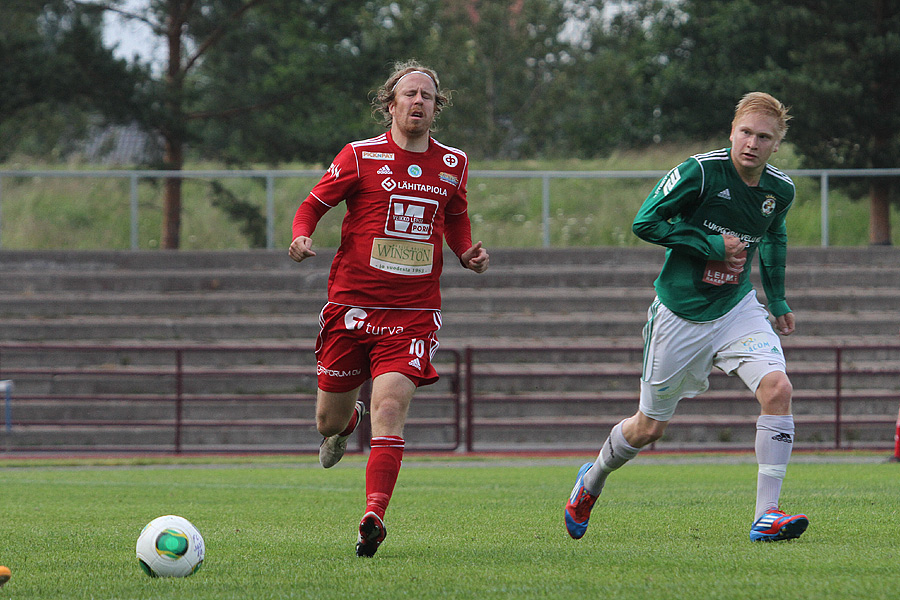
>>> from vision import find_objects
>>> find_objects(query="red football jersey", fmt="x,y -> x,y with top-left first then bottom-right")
293,131 -> 473,309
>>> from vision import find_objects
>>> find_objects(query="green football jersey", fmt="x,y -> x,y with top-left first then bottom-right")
633,148 -> 795,322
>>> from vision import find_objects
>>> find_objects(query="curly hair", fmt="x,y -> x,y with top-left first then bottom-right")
372,59 -> 451,131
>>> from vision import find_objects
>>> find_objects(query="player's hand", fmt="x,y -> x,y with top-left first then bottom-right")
723,234 -> 748,269
461,241 -> 489,273
774,312 -> 795,336
289,236 -> 316,263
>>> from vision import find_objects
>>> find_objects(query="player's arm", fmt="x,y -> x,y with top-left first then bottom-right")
443,163 -> 489,274
758,208 -> 791,322
288,145 -> 357,263
445,209 -> 488,273
289,196 -> 330,263
632,159 -> 727,260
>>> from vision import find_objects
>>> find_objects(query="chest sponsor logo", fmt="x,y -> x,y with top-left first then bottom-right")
702,221 -> 761,244
362,151 -> 394,160
385,195 -> 439,240
702,253 -> 744,286
439,172 -> 459,186
370,238 -> 434,276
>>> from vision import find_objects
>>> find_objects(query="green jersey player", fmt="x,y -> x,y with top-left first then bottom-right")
565,92 -> 808,542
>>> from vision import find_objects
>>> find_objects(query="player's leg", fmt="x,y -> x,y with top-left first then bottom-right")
564,411 -> 660,539
566,299 -> 706,539
316,387 -> 367,468
356,309 -> 441,557
357,371 -> 415,557
755,371 -> 794,517
719,307 -> 808,541
749,370 -> 807,540
583,410 -> 666,494
313,303 -> 370,468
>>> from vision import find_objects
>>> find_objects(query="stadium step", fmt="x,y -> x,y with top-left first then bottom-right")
1,247 -> 898,453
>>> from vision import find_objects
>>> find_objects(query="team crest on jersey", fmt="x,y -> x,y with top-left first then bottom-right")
443,153 -> 458,168
362,151 -> 395,160
408,165 -> 423,178
761,195 -> 776,216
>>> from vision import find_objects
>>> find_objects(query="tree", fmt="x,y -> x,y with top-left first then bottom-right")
79,0 -> 418,247
190,0 -> 400,165
756,0 -> 900,245
637,0 -> 900,245
0,0 -> 142,160
421,0 -> 588,159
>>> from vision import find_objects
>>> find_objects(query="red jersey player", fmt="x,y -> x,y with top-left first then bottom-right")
289,60 -> 489,557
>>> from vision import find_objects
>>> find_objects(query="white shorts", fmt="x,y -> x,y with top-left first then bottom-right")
639,290 -> 786,421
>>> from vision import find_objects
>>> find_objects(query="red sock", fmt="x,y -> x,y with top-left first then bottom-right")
365,436 -> 405,520
339,406 -> 360,436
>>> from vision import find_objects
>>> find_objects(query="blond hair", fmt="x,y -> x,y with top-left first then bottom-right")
733,92 -> 792,140
372,59 -> 451,130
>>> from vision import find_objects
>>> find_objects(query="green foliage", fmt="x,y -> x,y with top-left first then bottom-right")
207,181 -> 267,248
0,0 -> 144,161
3,146 -> 897,249
0,457 -> 898,599
753,1 -> 900,170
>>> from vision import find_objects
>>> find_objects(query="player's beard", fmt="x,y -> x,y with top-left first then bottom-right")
396,113 -> 432,139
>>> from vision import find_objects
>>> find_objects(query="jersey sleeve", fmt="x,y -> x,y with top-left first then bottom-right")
291,144 -> 359,240
443,164 -> 473,260
632,158 -> 727,260
758,202 -> 792,317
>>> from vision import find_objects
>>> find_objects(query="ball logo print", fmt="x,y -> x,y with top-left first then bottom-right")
344,308 -> 367,330
136,515 -> 205,578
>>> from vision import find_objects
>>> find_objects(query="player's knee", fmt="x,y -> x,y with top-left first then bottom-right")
316,411 -> 344,437
757,372 -> 793,413
625,414 -> 667,447
634,425 -> 665,447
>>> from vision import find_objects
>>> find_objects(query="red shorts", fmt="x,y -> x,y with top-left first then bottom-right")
315,302 -> 442,393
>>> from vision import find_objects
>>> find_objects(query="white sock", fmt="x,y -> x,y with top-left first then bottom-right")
583,420 -> 640,495
755,414 -> 795,521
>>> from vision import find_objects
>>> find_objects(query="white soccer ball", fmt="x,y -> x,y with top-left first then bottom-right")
136,515 -> 205,578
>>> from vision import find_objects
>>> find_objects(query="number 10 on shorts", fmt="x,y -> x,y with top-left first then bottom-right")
409,339 -> 425,358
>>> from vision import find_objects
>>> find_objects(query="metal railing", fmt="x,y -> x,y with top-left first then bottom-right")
2,167 -> 899,249
1,341 -> 898,454
463,344 -> 900,452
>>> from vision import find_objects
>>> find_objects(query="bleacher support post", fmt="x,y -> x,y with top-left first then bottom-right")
892,403 -> 900,462
1,380 -> 12,434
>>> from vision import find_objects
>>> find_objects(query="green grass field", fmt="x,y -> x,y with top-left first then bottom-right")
0,454 -> 897,600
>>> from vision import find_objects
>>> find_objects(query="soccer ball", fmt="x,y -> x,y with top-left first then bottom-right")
136,515 -> 205,578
